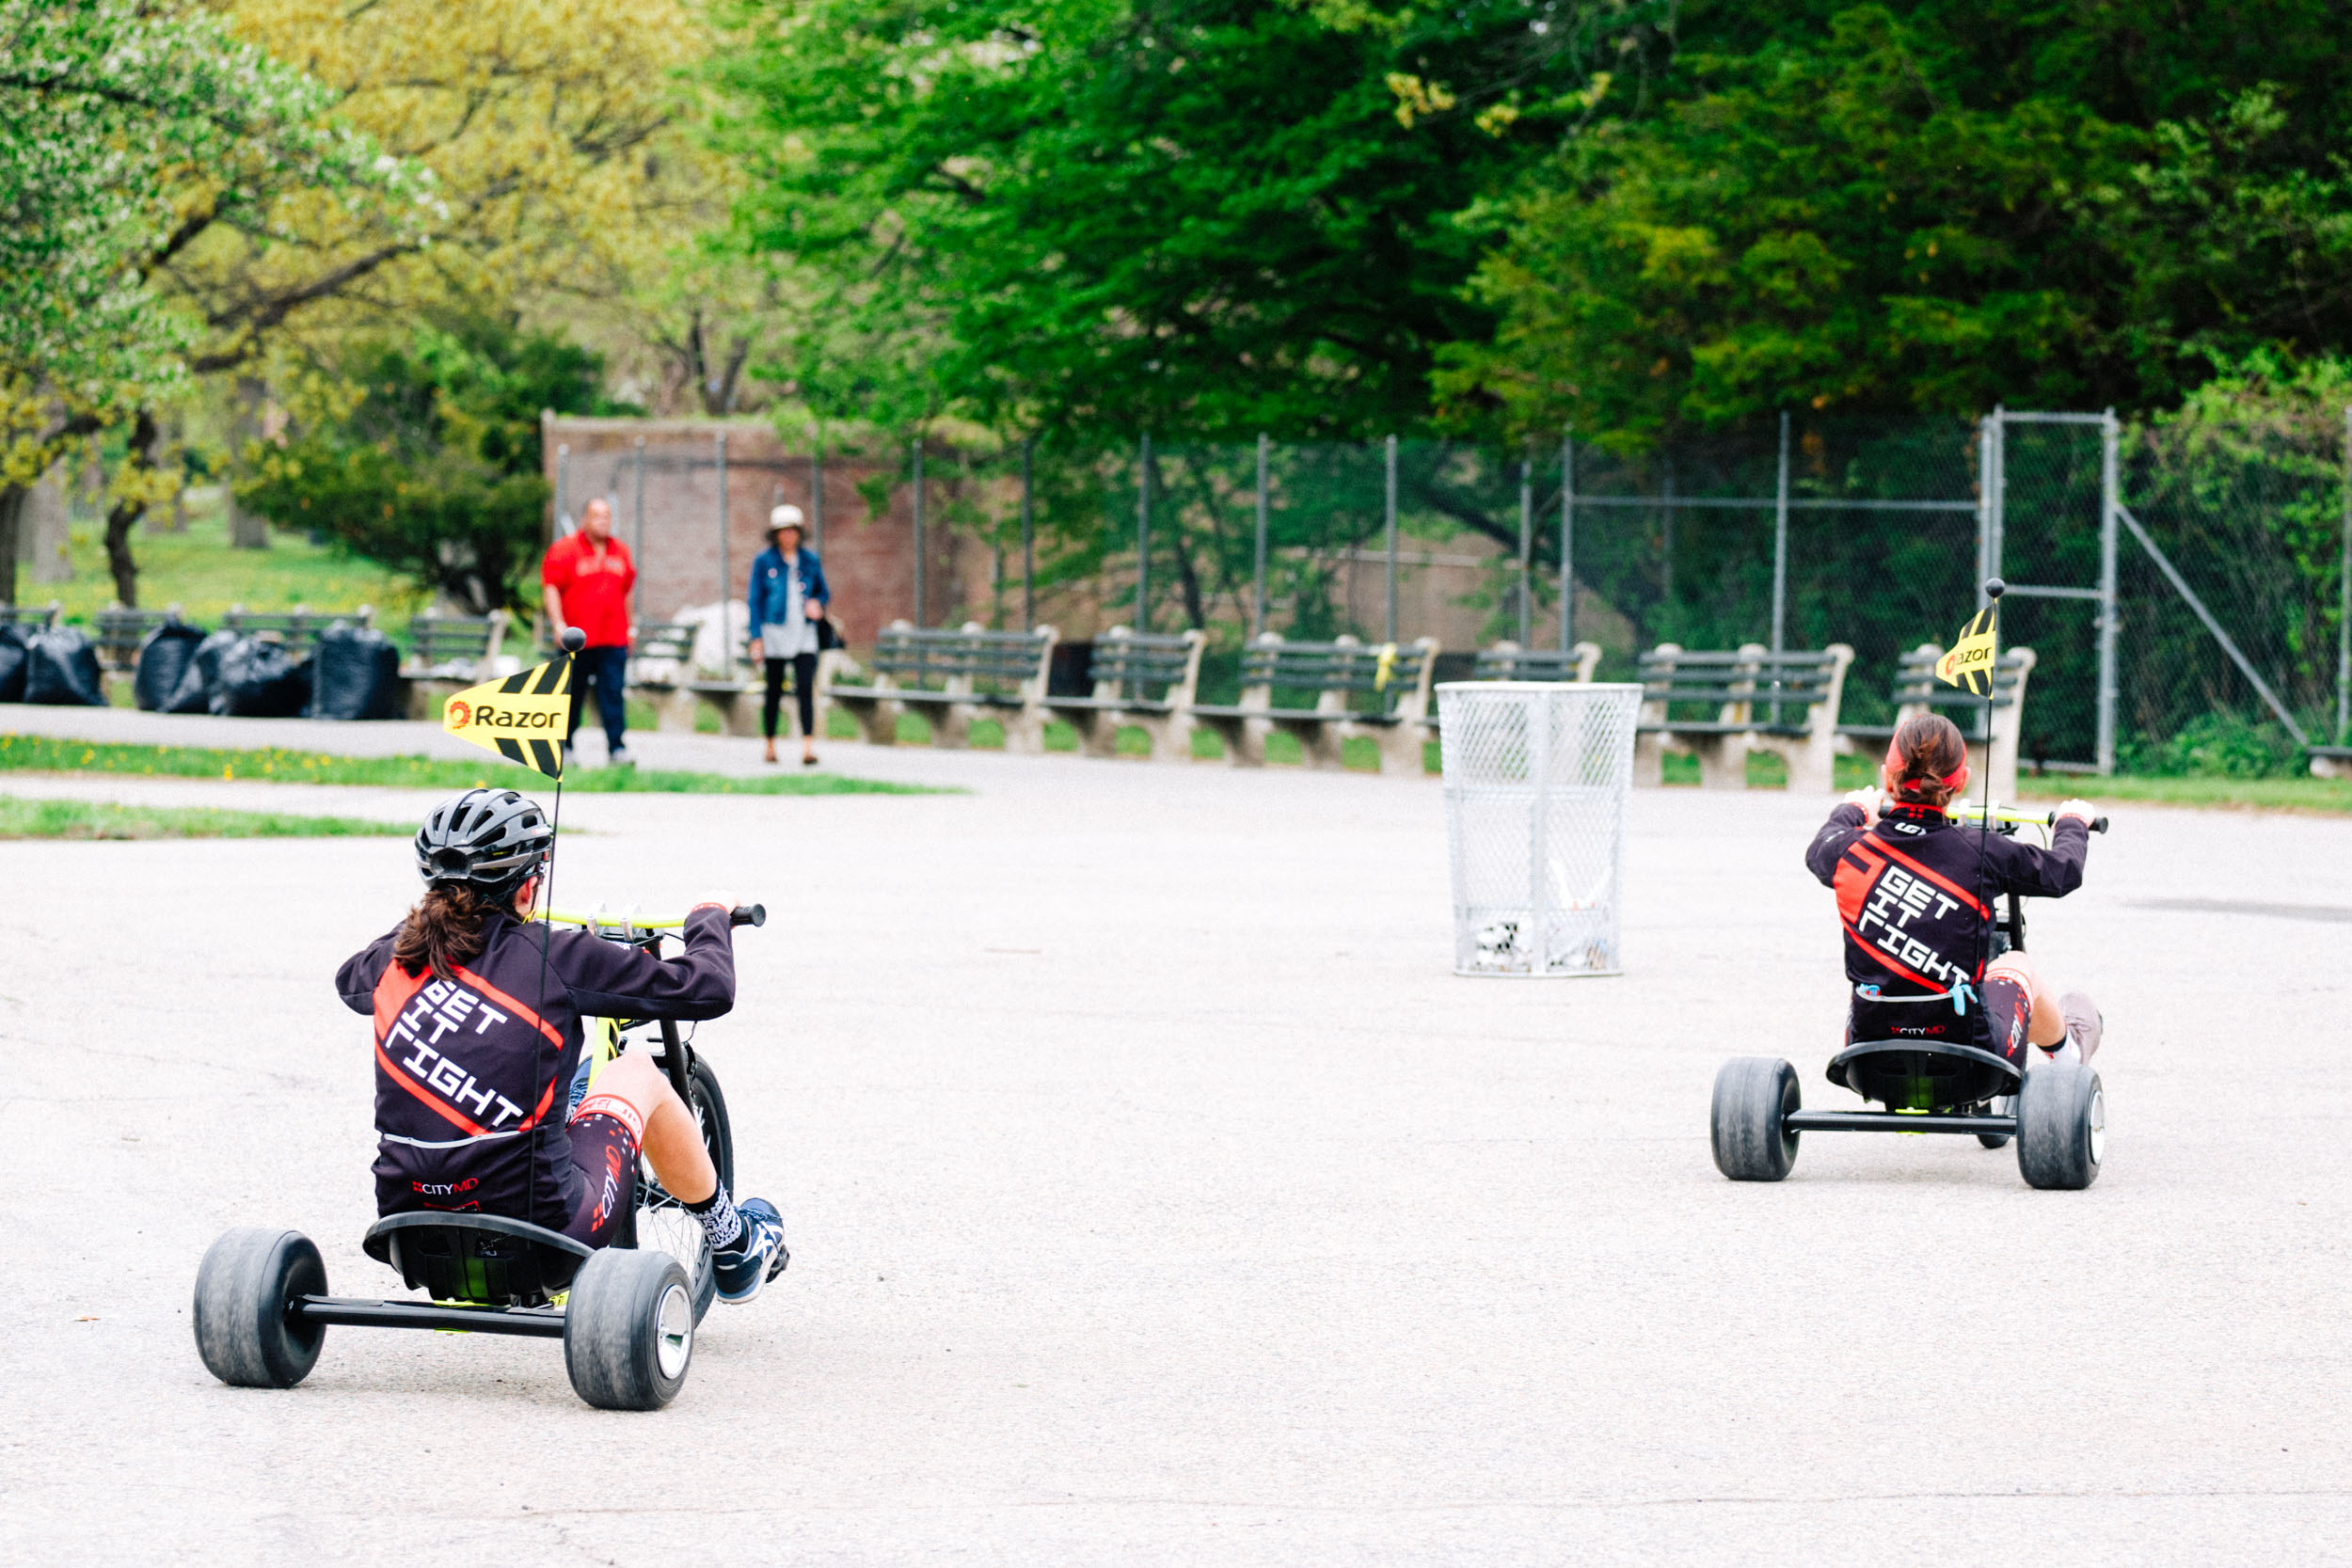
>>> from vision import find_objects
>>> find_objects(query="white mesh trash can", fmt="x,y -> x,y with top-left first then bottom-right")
1438,682 -> 1640,977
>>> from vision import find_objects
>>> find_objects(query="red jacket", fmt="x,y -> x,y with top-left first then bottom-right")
542,532 -> 636,648
337,908 -> 734,1227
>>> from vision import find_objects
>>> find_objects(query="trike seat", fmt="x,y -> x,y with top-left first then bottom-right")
362,1212 -> 594,1308
1828,1038 -> 2022,1113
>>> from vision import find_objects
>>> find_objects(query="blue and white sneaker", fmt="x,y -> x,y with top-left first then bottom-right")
712,1197 -> 788,1305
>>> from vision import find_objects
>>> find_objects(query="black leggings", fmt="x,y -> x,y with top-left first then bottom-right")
763,654 -> 818,740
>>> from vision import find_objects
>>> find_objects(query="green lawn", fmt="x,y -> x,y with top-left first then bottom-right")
0,735 -> 947,795
30,492 -> 423,628
0,794 -> 411,840
2018,771 -> 2352,814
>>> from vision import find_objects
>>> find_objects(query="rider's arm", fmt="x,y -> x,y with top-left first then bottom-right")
561,905 -> 737,1021
336,929 -> 398,1014
1804,802 -> 1870,888
1987,816 -> 2090,898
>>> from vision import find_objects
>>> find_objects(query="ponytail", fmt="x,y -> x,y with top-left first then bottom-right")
393,883 -> 495,983
1885,713 -> 1969,805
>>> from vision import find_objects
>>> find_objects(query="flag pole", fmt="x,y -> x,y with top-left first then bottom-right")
1974,578 -> 2004,988
527,627 -> 584,1237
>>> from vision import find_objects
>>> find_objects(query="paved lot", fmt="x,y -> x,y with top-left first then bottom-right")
3,709 -> 2348,1564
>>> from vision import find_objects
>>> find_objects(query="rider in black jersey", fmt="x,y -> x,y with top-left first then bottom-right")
337,788 -> 788,1304
1805,715 -> 2105,1067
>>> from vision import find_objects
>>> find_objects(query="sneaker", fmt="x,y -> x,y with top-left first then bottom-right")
2058,991 -> 2104,1064
711,1196 -> 788,1305
608,746 -> 633,768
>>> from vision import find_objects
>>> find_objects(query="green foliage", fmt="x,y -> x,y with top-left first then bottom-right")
2118,711 -> 2309,778
0,795 -> 411,840
711,0 -> 1642,440
233,318 -> 618,612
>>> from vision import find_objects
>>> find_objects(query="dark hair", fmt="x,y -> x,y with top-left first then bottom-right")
1886,714 -> 1968,804
393,883 -> 499,983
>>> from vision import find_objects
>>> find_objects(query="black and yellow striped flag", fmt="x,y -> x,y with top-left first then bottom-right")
1934,606 -> 1998,696
440,656 -> 572,779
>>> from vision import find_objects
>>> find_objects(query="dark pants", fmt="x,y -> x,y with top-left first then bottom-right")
763,654 -> 818,739
567,644 -> 629,753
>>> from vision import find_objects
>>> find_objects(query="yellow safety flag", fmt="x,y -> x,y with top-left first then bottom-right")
440,656 -> 573,779
1373,642 -> 1398,691
1935,606 -> 1998,696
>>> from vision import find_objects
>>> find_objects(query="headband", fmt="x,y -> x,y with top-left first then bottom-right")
1883,735 -> 1966,790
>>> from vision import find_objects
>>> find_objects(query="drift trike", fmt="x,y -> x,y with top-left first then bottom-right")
1711,807 -> 2109,1191
193,902 -> 761,1411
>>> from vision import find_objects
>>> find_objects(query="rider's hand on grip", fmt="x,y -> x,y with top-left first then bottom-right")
1842,787 -> 1882,824
2054,799 -> 2098,825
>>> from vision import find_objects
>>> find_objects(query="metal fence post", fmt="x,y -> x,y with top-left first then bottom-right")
2340,406 -> 2350,743
555,443 -> 570,533
1384,434 -> 1398,644
811,441 -> 824,553
1772,411 -> 1790,658
1977,413 -> 1995,607
1988,407 -> 2006,601
1021,436 -> 1035,632
1253,434 -> 1269,638
1136,433 -> 1152,634
912,435 -> 925,627
1660,454 -> 1675,629
716,431 -> 731,673
1517,455 -> 1533,646
1559,429 -> 1574,651
631,436 -> 645,630
2098,408 -> 2120,774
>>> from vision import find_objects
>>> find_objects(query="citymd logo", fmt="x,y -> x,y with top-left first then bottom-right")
447,699 -> 473,729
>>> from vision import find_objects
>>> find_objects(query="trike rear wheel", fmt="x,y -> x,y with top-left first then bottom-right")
193,1227 -> 326,1388
620,1054 -> 732,1323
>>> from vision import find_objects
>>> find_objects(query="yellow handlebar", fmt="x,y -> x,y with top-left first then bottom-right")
534,903 -> 765,933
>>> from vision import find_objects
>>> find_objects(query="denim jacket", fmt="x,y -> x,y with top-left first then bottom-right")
747,546 -> 829,633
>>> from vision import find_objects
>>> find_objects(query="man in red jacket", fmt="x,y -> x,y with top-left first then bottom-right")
542,498 -> 636,766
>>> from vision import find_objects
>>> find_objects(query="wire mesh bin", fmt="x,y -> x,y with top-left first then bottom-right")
1438,682 -> 1641,977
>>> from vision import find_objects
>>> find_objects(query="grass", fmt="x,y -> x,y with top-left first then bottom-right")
0,794 -> 410,840
0,735 -> 948,795
33,494 -> 421,628
2018,771 -> 2352,814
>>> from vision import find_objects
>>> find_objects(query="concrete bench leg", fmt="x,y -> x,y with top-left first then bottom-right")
1062,709 -> 1117,758
837,697 -> 898,746
692,689 -> 756,736
999,705 -> 1048,755
634,687 -> 696,734
1784,734 -> 1837,794
928,702 -> 973,748
1365,724 -> 1422,776
1289,721 -> 1344,769
2313,753 -> 2349,780
1691,735 -> 1749,788
1207,716 -> 1262,766
1632,731 -> 1670,788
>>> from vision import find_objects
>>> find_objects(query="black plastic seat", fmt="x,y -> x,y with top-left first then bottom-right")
362,1212 -> 594,1308
1828,1039 -> 2022,1112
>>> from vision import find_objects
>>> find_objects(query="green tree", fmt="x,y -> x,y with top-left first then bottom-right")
235,319 -> 618,614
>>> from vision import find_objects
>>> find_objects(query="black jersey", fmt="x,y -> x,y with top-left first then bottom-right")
336,907 -> 735,1227
1804,802 -> 2089,1050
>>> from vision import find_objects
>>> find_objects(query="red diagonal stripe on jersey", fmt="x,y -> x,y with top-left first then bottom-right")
1866,832 -> 1989,917
372,962 -> 432,1044
373,1039 -> 490,1136
453,965 -> 564,1048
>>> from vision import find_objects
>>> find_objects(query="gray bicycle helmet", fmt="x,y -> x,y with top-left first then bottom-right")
414,787 -> 552,895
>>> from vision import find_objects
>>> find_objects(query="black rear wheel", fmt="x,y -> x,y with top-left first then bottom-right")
1710,1057 -> 1801,1181
194,1227 -> 326,1388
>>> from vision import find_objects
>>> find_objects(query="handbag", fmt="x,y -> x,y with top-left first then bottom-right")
816,612 -> 842,652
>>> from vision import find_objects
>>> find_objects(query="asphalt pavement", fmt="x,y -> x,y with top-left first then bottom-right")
2,709 -> 2346,1564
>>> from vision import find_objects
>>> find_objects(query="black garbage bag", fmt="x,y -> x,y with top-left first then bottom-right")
166,629 -> 239,714
212,637 -> 312,718
23,626 -> 106,705
0,624 -> 26,704
310,625 -> 402,721
134,622 -> 208,712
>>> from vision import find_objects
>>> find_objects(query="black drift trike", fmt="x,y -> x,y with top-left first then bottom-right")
193,902 -> 761,1411
1710,807 -> 2108,1191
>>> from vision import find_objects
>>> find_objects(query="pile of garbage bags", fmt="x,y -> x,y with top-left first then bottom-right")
0,616 -> 402,719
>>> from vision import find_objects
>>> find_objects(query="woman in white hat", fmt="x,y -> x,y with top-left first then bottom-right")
745,504 -> 833,765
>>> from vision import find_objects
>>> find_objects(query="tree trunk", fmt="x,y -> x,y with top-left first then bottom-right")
103,410 -> 162,608
227,376 -> 271,548
0,483 -> 24,607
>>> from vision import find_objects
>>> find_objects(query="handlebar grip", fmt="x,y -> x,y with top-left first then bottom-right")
730,904 -> 766,928
2042,811 -> 2111,832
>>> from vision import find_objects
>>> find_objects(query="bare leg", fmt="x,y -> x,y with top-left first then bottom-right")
581,1049 -> 717,1204
1986,952 -> 2066,1049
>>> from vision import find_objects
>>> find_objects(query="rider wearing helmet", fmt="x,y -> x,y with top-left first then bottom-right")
335,787 -> 788,1303
1806,714 -> 2105,1068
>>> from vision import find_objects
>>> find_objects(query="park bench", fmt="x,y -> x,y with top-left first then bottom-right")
1190,633 -> 1438,772
1634,642 -> 1854,792
224,603 -> 375,657
1039,626 -> 1207,762
0,601 -> 61,632
626,622 -> 706,732
826,622 -> 1058,750
2312,746 -> 2352,780
1836,642 -> 2038,802
399,610 -> 507,719
1470,640 -> 1604,684
95,606 -> 191,670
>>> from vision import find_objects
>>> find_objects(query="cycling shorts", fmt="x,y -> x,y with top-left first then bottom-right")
1983,972 -> 2031,1065
562,1092 -> 644,1248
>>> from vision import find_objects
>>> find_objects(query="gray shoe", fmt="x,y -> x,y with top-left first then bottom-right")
607,746 -> 632,768
2058,991 -> 2103,1063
